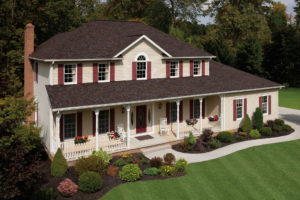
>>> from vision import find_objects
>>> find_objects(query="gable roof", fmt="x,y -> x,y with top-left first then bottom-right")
31,20 -> 213,60
46,60 -> 282,111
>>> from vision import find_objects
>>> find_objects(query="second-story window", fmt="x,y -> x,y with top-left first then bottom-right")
193,61 -> 201,76
98,63 -> 109,82
64,64 -> 76,84
170,62 -> 179,78
137,55 -> 147,79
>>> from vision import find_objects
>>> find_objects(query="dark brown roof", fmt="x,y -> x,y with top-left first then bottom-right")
46,61 -> 282,110
31,20 -> 213,59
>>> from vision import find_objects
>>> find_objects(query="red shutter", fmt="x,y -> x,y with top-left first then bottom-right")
110,62 -> 115,82
179,61 -> 183,77
132,62 -> 137,80
147,61 -> 151,80
166,102 -> 170,124
190,100 -> 194,119
190,61 -> 193,77
93,63 -> 98,83
259,96 -> 262,110
110,108 -> 115,131
58,64 -> 64,85
92,111 -> 95,136
77,112 -> 82,136
268,95 -> 271,114
202,98 -> 205,119
166,61 -> 170,78
77,63 -> 82,84
244,98 -> 247,118
202,60 -> 205,76
179,101 -> 183,122
233,100 -> 237,121
60,115 -> 64,141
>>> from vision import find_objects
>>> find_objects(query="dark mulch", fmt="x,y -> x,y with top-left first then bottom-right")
135,135 -> 154,141
172,129 -> 295,154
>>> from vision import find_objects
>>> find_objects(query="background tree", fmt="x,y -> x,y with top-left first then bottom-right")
267,2 -> 287,32
295,0 -> 300,25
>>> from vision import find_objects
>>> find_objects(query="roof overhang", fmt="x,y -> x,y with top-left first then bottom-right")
29,57 -> 123,63
162,56 -> 216,60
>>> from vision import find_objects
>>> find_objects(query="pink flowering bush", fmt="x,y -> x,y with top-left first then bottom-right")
57,178 -> 78,197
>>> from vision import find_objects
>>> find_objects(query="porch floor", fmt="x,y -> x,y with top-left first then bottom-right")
130,133 -> 172,149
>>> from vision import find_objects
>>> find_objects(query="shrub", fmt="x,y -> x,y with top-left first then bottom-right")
249,129 -> 261,139
216,131 -> 233,143
282,124 -> 292,132
150,157 -> 163,168
236,135 -> 244,141
75,155 -> 106,176
241,114 -> 252,133
266,120 -> 275,129
92,148 -> 112,166
160,165 -> 176,176
106,165 -> 119,177
208,139 -> 221,149
140,159 -> 149,165
275,119 -> 284,126
260,127 -> 272,136
273,125 -> 283,132
121,153 -> 132,160
181,138 -> 191,151
143,167 -> 160,176
119,164 -> 143,182
238,132 -> 247,136
30,187 -> 56,200
138,153 -> 145,160
113,158 -> 127,166
174,158 -> 188,172
79,171 -> 102,193
163,153 -> 176,165
201,129 -> 213,142
51,148 -> 68,177
188,132 -> 196,146
57,178 -> 78,197
252,108 -> 263,130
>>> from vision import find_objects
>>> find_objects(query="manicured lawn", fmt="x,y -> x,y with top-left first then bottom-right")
102,140 -> 300,200
279,88 -> 300,110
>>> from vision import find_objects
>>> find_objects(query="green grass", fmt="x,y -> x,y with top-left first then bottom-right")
279,88 -> 300,110
102,140 -> 300,200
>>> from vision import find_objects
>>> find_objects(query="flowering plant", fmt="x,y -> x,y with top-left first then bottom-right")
107,131 -> 121,140
186,119 -> 198,126
74,136 -> 88,144
57,178 -> 78,197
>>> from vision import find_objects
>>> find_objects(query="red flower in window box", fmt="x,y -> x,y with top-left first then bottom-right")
74,136 -> 88,144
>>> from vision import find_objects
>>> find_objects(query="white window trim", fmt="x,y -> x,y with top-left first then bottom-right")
98,62 -> 110,83
63,112 -> 77,141
261,94 -> 269,116
98,109 -> 110,134
170,61 -> 179,78
235,97 -> 244,121
193,60 -> 202,77
135,53 -> 148,80
64,64 -> 77,85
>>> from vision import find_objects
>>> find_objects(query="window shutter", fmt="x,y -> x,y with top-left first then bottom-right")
77,112 -> 82,136
259,96 -> 262,109
190,61 -> 193,77
93,63 -> 98,83
77,63 -> 82,84
268,95 -> 271,114
58,64 -> 64,85
166,102 -> 170,124
190,100 -> 194,119
110,62 -> 115,82
179,61 -> 183,77
166,61 -> 170,78
147,61 -> 151,80
132,62 -> 137,80
110,108 -> 115,131
60,115 -> 64,141
179,101 -> 183,122
202,60 -> 205,76
244,98 -> 247,118
233,100 -> 237,121
92,111 -> 95,136
202,98 -> 205,119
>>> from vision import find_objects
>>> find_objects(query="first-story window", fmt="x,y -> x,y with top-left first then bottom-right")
193,100 -> 200,119
137,55 -> 147,79
236,99 -> 243,119
170,62 -> 179,77
262,96 -> 268,114
64,64 -> 76,83
99,110 -> 109,134
193,61 -> 201,76
170,102 -> 177,123
98,63 -> 109,81
64,113 -> 76,139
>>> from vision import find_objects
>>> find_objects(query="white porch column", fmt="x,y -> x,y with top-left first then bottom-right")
49,110 -> 54,153
152,103 -> 155,133
55,112 -> 61,151
220,94 -> 225,131
176,100 -> 180,139
126,105 -> 131,148
199,98 -> 203,134
94,109 -> 100,151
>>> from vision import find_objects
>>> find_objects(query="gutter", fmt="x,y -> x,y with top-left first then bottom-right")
162,56 -> 216,60
29,56 -> 123,62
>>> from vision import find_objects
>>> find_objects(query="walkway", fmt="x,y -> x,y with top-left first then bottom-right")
142,107 -> 300,163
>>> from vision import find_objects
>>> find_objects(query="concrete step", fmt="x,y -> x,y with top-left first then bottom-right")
141,144 -> 171,154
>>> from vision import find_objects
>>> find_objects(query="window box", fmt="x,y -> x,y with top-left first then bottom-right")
186,119 -> 198,126
74,136 -> 88,144
107,131 -> 121,140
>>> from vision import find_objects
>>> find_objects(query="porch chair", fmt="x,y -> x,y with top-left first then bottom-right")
117,123 -> 125,140
160,118 -> 170,136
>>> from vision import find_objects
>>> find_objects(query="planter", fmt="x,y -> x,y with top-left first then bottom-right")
74,136 -> 88,144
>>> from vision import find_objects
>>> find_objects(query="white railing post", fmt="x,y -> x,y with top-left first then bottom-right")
220,94 -> 225,131
126,105 -> 131,148
55,112 -> 61,151
176,100 -> 180,139
94,109 -> 100,151
199,98 -> 203,134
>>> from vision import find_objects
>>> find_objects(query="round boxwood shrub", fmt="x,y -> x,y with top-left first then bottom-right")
78,171 -> 102,193
216,131 -> 233,143
241,114 -> 252,133
252,108 -> 263,130
143,167 -> 160,176
249,129 -> 261,139
51,148 -> 68,177
75,155 -> 106,176
174,158 -> 188,173
160,165 -> 176,176
208,139 -> 221,149
273,124 -> 283,132
163,153 -> 176,165
30,187 -> 56,200
260,127 -> 272,136
275,119 -> 284,126
282,124 -> 292,132
119,164 -> 143,182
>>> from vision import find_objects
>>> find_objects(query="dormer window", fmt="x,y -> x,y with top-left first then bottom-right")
64,64 -> 77,84
193,61 -> 202,76
170,61 -> 179,78
137,55 -> 147,80
98,63 -> 110,82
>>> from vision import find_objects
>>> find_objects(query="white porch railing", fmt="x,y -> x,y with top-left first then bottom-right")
100,137 -> 127,153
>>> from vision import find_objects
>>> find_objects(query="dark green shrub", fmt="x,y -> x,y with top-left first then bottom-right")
266,120 -> 275,129
138,153 -> 145,160
201,129 -> 213,142
188,132 -> 196,146
78,171 -> 102,193
92,148 -> 112,166
113,158 -> 127,166
236,135 -> 244,141
150,157 -> 163,168
282,124 -> 292,132
174,158 -> 188,172
119,164 -> 143,182
216,131 -> 233,143
241,114 -> 252,133
273,125 -> 283,132
163,153 -> 176,165
208,139 -> 221,149
261,127 -> 272,136
143,167 -> 160,176
51,148 -> 68,177
75,155 -> 106,176
30,187 -> 56,200
275,119 -> 284,126
249,129 -> 261,139
140,159 -> 149,165
252,108 -> 263,130
160,165 -> 176,176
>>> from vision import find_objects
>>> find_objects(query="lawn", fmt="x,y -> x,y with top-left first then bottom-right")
279,88 -> 300,110
102,140 -> 300,200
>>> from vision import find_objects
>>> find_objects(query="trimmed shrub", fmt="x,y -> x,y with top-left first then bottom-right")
216,131 -> 233,143
92,148 -> 112,166
261,127 -> 272,136
30,187 -> 56,200
181,138 -> 191,151
75,155 -> 106,176
282,124 -> 292,132
143,167 -> 160,176
163,153 -> 176,165
252,108 -> 263,130
113,158 -> 127,166
238,132 -> 247,136
79,171 -> 102,193
208,139 -> 221,149
121,153 -> 132,160
57,178 -> 78,197
119,164 -> 143,182
249,129 -> 261,139
150,157 -> 163,168
51,148 -> 68,177
241,114 -> 252,133
201,128 -> 213,142
266,120 -> 275,129
273,125 -> 283,132
160,165 -> 176,176
107,165 -> 119,177
138,153 -> 146,160
174,158 -> 188,173
236,135 -> 244,141
275,119 -> 284,126
188,132 -> 196,146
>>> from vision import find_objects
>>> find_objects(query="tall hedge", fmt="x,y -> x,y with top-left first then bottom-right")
252,108 -> 263,130
241,114 -> 252,133
51,148 -> 68,177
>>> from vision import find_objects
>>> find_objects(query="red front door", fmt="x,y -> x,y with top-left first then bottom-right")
136,105 -> 147,133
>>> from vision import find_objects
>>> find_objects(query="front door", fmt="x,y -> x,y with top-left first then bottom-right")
136,105 -> 147,133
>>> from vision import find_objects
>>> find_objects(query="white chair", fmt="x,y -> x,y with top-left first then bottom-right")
117,123 -> 125,140
160,118 -> 170,136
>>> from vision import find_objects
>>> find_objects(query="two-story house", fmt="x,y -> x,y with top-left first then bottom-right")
24,20 -> 282,161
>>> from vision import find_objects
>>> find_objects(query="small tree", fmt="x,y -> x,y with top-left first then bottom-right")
51,148 -> 68,177
241,114 -> 252,133
252,107 -> 263,130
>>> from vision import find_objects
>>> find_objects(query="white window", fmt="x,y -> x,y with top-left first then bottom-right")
170,62 -> 179,78
170,102 -> 177,123
98,63 -> 109,82
64,64 -> 76,84
137,55 -> 147,79
236,99 -> 243,119
193,61 -> 201,76
64,113 -> 77,139
262,96 -> 268,114
99,110 -> 109,134
193,100 -> 200,119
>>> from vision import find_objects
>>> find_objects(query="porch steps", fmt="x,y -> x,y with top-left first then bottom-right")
141,144 -> 171,154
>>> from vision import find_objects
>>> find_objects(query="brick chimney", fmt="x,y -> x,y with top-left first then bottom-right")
24,23 -> 35,122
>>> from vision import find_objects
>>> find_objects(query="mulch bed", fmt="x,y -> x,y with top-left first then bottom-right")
172,129 -> 295,154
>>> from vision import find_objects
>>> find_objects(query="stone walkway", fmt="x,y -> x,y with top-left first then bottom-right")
142,107 -> 300,163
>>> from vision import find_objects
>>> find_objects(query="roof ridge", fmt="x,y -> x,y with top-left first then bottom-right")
90,19 -> 143,23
